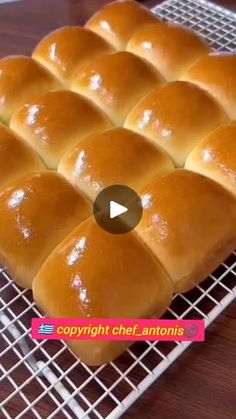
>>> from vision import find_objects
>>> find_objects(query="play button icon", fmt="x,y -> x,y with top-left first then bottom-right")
93,185 -> 143,234
110,201 -> 128,219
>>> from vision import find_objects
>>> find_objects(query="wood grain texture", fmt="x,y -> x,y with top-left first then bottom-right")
0,1 -> 235,419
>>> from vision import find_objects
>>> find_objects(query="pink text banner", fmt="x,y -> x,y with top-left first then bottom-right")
32,319 -> 205,341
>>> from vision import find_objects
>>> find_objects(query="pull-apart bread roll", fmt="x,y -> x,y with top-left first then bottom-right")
136,170 -> 236,293
0,55 -> 61,124
124,81 -> 227,167
127,22 -> 211,81
32,27 -> 114,86
0,172 -> 91,289
10,90 -> 112,169
181,53 -> 236,120
85,0 -> 158,50
33,218 -> 173,366
185,123 -> 236,196
0,124 -> 45,189
72,51 -> 163,126
58,127 -> 174,200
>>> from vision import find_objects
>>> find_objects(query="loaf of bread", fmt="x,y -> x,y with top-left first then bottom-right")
33,217 -> 173,365
85,0 -> 158,50
0,55 -> 61,124
136,170 -> 236,293
32,27 -> 114,86
0,172 -> 91,289
0,124 -> 45,189
58,127 -> 174,200
72,51 -> 163,125
0,0 -> 234,367
127,22 -> 211,81
181,52 -> 236,120
124,81 -> 227,167
10,90 -> 112,169
185,123 -> 236,196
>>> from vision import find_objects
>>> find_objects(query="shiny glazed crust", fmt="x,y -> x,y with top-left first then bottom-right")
58,127 -> 174,200
33,217 -> 173,365
0,55 -> 61,124
32,26 -> 114,85
127,22 -> 211,80
0,172 -> 91,288
85,0 -> 158,50
72,51 -> 164,126
0,124 -> 46,189
185,123 -> 236,196
10,90 -> 112,169
136,170 -> 236,293
181,53 -> 236,120
124,81 -> 227,167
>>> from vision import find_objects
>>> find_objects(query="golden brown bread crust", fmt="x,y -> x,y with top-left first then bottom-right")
72,51 -> 164,125
0,124 -> 46,189
0,55 -> 61,124
185,123 -> 236,196
32,26 -> 114,86
127,22 -> 211,81
0,4 -> 235,367
136,169 -> 236,293
58,127 -> 174,200
0,172 -> 92,289
124,81 -> 227,167
181,52 -> 236,120
33,217 -> 173,366
10,90 -> 112,169
85,0 -> 158,50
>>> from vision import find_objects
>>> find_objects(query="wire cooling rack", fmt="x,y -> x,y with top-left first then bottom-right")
1,0 -> 236,418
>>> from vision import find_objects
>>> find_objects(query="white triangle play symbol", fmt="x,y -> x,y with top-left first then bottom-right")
110,200 -> 128,219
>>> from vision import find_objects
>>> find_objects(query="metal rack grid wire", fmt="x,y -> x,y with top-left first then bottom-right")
0,0 -> 236,418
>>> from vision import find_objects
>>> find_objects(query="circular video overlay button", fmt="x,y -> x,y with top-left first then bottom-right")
93,185 -> 143,234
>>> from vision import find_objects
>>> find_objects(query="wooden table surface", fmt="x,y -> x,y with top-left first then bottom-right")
0,1 -> 235,418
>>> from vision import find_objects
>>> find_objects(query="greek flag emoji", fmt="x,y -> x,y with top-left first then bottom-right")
38,324 -> 55,335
